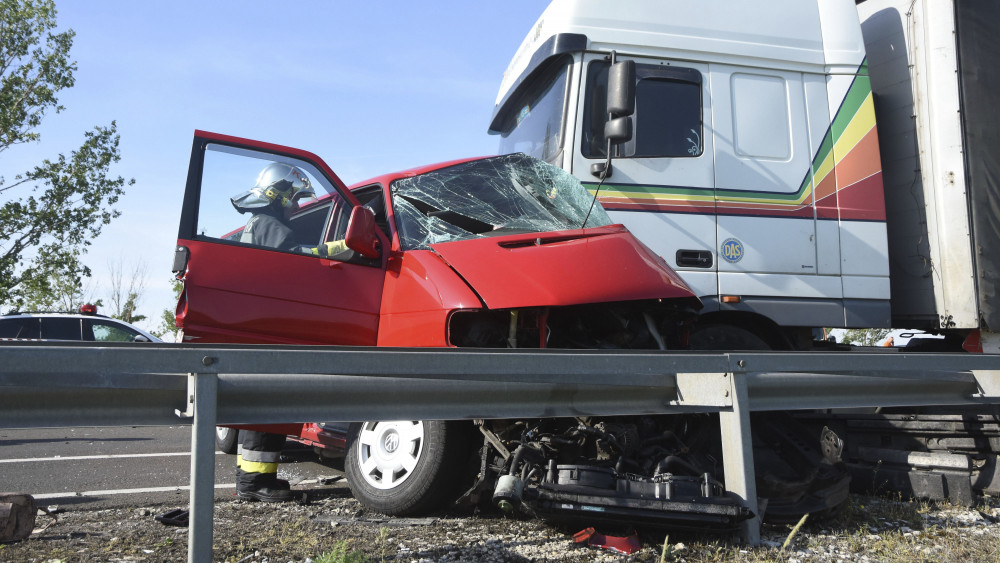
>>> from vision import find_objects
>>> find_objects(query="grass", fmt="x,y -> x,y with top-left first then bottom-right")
314,540 -> 370,563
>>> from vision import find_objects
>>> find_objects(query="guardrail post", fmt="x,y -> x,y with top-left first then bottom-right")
718,371 -> 760,544
186,372 -> 218,563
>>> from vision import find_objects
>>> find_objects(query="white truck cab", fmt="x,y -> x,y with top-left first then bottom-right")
490,0 -> 889,347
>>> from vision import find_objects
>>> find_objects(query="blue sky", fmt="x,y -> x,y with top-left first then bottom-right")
7,1 -> 546,332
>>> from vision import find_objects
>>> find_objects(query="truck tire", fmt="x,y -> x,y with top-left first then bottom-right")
689,324 -> 771,351
345,420 -> 468,515
215,426 -> 238,455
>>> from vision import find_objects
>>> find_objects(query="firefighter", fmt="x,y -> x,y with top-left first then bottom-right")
230,161 -> 348,256
228,162 -> 338,502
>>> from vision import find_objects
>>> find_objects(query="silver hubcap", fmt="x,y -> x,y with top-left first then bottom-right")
356,421 -> 424,489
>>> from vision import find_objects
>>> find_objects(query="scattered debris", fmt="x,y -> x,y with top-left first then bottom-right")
572,526 -> 642,555
155,509 -> 189,527
311,515 -> 439,527
781,512 -> 810,551
1,492 -> 38,543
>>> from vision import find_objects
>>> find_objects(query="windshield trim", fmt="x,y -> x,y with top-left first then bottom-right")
489,33 -> 588,134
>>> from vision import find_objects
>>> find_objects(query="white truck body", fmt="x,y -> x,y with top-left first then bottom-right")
857,0 -> 997,339
490,0 -> 999,346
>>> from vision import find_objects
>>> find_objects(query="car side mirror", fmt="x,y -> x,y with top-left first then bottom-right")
134,335 -> 151,343
345,206 -> 382,259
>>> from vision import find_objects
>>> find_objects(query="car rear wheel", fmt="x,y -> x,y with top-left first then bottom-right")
215,426 -> 238,455
345,420 -> 468,515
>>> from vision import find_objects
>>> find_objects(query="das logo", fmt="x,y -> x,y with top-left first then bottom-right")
720,238 -> 744,264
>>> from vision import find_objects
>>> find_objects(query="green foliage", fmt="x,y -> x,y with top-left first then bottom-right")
11,247 -> 96,311
0,0 -> 134,308
313,541 -> 369,563
107,259 -> 147,323
841,328 -> 892,347
152,278 -> 183,340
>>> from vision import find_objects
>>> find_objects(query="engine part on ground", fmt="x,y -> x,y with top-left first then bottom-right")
747,414 -> 852,522
493,474 -> 525,512
528,463 -> 752,530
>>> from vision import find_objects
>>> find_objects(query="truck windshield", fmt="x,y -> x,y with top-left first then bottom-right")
390,153 -> 613,250
496,56 -> 571,163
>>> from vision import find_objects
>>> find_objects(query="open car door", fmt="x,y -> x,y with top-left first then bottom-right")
174,130 -> 386,345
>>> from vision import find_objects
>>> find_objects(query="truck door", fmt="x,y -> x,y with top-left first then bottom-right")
570,54 -> 718,302
708,65 -> 824,301
175,131 -> 386,346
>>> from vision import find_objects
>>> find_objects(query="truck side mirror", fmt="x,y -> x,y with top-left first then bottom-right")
591,58 -> 636,179
607,59 -> 636,119
345,206 -> 382,259
604,115 -> 633,144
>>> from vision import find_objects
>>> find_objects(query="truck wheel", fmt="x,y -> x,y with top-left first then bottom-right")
690,324 -> 771,351
215,426 -> 238,455
345,420 -> 467,515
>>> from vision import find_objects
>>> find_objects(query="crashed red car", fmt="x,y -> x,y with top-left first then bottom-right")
174,131 -> 840,528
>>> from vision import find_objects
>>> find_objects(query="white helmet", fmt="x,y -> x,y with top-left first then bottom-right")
231,162 -> 316,212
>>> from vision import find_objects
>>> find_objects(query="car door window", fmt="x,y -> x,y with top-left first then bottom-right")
86,320 -> 141,342
197,144 -> 351,259
582,60 -> 703,159
40,318 -> 82,340
0,318 -> 40,339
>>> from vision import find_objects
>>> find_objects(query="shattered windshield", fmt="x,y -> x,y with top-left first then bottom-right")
390,153 -> 613,250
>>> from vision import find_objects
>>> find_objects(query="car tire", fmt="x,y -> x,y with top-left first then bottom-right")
344,420 -> 468,516
215,426 -> 239,455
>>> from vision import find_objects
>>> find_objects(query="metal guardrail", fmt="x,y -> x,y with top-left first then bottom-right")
3,342 -> 1000,562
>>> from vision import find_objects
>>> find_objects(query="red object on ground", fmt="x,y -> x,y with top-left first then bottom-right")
572,527 -> 642,555
963,330 -> 983,353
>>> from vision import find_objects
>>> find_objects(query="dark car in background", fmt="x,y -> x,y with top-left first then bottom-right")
0,305 -> 161,343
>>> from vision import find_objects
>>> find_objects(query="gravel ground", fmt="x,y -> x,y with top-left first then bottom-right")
4,490 -> 1000,562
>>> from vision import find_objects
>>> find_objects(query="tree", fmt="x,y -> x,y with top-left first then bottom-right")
0,0 -> 134,308
153,277 -> 183,342
106,258 -> 147,324
841,328 -> 892,347
11,251 -> 99,311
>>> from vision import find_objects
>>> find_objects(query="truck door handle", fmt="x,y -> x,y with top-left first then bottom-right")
676,249 -> 713,268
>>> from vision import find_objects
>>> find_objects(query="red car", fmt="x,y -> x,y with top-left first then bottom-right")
174,131 -> 839,526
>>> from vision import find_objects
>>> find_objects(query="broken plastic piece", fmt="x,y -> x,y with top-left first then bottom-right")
155,509 -> 189,527
572,526 -> 642,555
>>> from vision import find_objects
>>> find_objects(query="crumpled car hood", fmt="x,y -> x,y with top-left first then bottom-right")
430,225 -> 699,310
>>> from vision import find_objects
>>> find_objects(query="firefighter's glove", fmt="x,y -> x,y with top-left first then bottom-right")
313,240 -> 349,257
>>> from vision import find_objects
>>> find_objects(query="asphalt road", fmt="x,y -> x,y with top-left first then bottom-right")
0,426 -> 350,511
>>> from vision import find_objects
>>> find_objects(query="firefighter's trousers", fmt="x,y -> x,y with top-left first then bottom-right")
236,430 -> 285,491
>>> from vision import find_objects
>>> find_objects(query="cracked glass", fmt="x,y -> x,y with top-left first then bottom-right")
390,153 -> 612,250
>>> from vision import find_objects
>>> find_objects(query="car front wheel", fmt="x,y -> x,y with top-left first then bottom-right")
215,426 -> 239,455
344,420 -> 468,515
